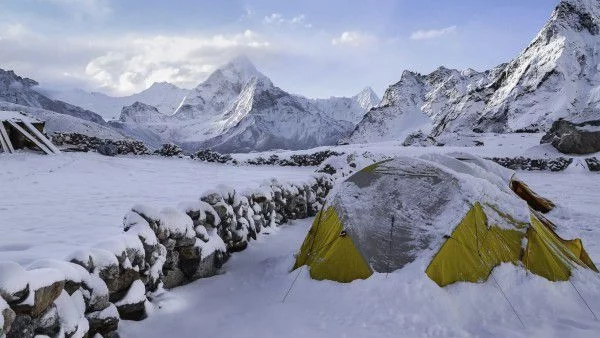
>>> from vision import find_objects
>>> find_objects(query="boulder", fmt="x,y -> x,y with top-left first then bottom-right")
12,269 -> 64,317
81,273 -> 110,313
541,119 -> 600,154
86,303 -> 119,336
0,262 -> 30,304
114,280 -> 147,321
97,143 -> 118,157
6,315 -> 34,338
1,297 -> 16,336
32,304 -> 60,337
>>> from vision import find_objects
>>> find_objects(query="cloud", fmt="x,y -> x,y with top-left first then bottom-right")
410,26 -> 457,40
263,13 -> 312,28
84,30 -> 271,94
332,31 -> 375,47
36,0 -> 111,19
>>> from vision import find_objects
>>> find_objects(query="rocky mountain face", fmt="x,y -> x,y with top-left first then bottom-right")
347,0 -> 600,143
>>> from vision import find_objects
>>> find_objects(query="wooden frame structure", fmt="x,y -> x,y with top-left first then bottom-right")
0,111 -> 60,155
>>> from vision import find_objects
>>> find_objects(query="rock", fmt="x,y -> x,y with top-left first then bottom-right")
105,269 -> 140,303
6,315 -> 34,338
1,297 -> 16,336
162,268 -> 186,289
28,260 -> 89,296
114,280 -> 147,321
86,304 -> 119,336
97,143 -> 118,156
155,143 -> 183,157
12,269 -> 64,317
487,157 -> 572,171
402,131 -> 438,146
54,291 -> 88,337
81,273 -> 110,312
586,157 -> 600,171
541,119 -> 600,154
32,304 -> 60,337
0,262 -> 30,304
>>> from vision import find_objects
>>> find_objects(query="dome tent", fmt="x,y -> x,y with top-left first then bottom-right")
293,153 -> 597,285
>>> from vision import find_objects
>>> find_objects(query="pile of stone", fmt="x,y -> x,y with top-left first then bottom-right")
246,150 -> 344,167
194,149 -> 236,164
1,260 -> 120,337
0,175 -> 334,336
52,133 -> 150,156
155,143 -> 183,157
486,157 -> 573,171
585,157 -> 600,171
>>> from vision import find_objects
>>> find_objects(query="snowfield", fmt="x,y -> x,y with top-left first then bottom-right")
1,140 -> 600,337
121,168 -> 600,338
0,153 -> 315,265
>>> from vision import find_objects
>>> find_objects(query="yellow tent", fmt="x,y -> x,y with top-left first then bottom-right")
293,153 -> 597,286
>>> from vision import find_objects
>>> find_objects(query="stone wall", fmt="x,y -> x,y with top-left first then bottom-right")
0,175 -> 334,337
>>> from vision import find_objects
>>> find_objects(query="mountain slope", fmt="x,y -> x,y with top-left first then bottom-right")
46,82 -> 189,121
0,69 -> 107,125
347,0 -> 600,143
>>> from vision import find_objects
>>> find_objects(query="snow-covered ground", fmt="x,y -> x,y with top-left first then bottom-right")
0,153 -> 315,265
120,168 -> 600,338
2,138 -> 600,337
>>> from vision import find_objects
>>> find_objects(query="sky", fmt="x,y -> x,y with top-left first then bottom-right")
0,0 -> 560,98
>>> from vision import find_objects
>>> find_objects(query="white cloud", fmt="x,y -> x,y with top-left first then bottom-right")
332,31 -> 375,47
410,26 -> 457,40
84,30 -> 271,94
36,0 -> 111,19
263,13 -> 312,28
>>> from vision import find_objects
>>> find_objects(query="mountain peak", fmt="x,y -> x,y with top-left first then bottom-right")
549,0 -> 600,35
353,87 -> 380,110
0,69 -> 39,90
197,55 -> 267,90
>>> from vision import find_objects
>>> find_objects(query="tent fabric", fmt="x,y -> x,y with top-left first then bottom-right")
425,203 -> 524,287
292,154 -> 597,286
293,206 -> 373,282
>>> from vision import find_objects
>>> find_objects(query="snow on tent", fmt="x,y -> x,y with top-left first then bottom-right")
0,110 -> 60,155
293,153 -> 598,286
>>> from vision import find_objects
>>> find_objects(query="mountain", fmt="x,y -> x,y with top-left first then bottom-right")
0,69 -> 107,125
347,0 -> 600,143
107,56 -> 373,152
46,82 -> 188,121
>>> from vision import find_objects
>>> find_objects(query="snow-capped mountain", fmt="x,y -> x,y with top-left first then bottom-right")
46,82 -> 188,121
0,69 -> 107,125
347,0 -> 600,143
314,87 -> 380,125
107,56 -> 373,152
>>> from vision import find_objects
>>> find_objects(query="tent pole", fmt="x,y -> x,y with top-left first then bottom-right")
6,120 -> 53,155
0,121 -> 15,153
386,215 -> 395,278
569,280 -> 598,321
22,120 -> 60,154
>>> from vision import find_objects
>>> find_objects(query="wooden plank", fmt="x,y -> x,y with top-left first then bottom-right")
6,120 -> 53,155
0,121 -> 15,153
0,125 -> 9,153
22,120 -> 60,154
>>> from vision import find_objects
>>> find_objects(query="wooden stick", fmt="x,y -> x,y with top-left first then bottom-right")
0,121 -> 15,153
22,120 -> 60,154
